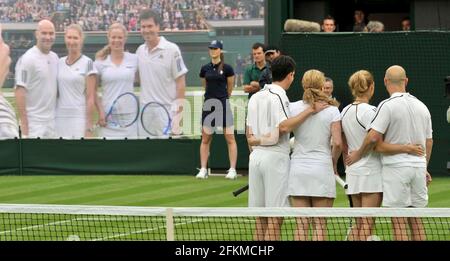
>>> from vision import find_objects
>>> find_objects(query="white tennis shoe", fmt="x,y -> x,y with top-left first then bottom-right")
195,168 -> 208,179
225,168 -> 237,180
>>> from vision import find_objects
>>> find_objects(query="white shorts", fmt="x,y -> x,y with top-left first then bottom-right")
382,166 -> 428,208
55,116 -> 85,139
28,120 -> 56,138
0,123 -> 19,139
346,166 -> 382,195
287,160 -> 336,198
248,149 -> 290,207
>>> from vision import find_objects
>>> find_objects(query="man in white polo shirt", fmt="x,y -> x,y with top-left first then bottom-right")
347,65 -> 433,241
136,9 -> 188,138
246,55 -> 327,241
15,19 -> 58,138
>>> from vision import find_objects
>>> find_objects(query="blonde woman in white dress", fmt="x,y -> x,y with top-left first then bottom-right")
94,23 -> 138,138
286,69 -> 341,241
56,24 -> 97,138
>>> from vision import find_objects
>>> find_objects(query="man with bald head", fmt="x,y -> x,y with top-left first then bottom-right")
15,19 -> 58,138
347,65 -> 433,241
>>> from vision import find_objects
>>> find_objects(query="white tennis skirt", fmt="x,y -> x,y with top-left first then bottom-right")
287,160 -> 336,198
345,166 -> 382,195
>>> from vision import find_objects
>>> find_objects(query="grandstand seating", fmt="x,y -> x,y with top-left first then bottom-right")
0,0 -> 265,31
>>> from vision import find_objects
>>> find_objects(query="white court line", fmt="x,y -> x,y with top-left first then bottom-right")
0,216 -> 201,241
91,224 -> 166,241
0,219 -> 77,235
0,217 -> 133,236
91,218 -> 203,241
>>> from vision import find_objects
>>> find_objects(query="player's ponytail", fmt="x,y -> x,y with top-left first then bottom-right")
302,69 -> 339,107
95,45 -> 111,60
219,52 -> 224,73
348,70 -> 374,99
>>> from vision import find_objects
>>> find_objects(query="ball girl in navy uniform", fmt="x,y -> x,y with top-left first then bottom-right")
196,40 -> 238,179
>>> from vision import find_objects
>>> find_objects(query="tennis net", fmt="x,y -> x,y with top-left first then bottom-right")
0,204 -> 448,241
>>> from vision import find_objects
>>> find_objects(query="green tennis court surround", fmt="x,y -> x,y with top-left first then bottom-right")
0,135 -> 250,175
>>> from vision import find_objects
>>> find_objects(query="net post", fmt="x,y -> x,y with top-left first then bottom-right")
166,207 -> 175,241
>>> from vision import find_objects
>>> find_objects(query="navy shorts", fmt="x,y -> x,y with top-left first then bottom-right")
201,98 -> 234,128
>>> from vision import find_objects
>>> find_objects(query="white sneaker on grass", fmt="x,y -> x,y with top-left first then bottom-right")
225,168 -> 237,180
196,168 -> 208,179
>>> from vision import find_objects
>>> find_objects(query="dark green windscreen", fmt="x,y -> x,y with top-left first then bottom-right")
280,31 -> 450,175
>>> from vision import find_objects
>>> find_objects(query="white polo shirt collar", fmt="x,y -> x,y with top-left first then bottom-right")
267,83 -> 286,94
390,92 -> 407,97
146,36 -> 169,53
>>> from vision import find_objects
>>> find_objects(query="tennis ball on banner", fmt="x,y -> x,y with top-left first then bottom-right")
66,234 -> 81,241
289,137 -> 295,150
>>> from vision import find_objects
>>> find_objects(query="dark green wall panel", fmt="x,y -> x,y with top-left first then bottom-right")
280,31 -> 450,175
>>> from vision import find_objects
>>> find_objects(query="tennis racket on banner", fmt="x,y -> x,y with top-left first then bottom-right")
98,92 -> 140,129
140,102 -> 172,137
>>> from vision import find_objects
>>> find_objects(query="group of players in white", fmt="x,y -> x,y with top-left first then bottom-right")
0,9 -> 187,139
0,11 -> 433,242
246,55 -> 432,241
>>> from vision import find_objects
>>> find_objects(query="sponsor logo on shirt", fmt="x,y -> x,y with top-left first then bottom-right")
176,58 -> 182,72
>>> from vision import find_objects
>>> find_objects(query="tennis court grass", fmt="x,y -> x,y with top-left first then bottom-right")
0,175 -> 448,241
0,175 -> 248,206
0,175 -> 448,207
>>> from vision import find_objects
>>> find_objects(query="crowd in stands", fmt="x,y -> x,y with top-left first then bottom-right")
0,0 -> 54,23
0,0 -> 265,31
321,9 -> 410,33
